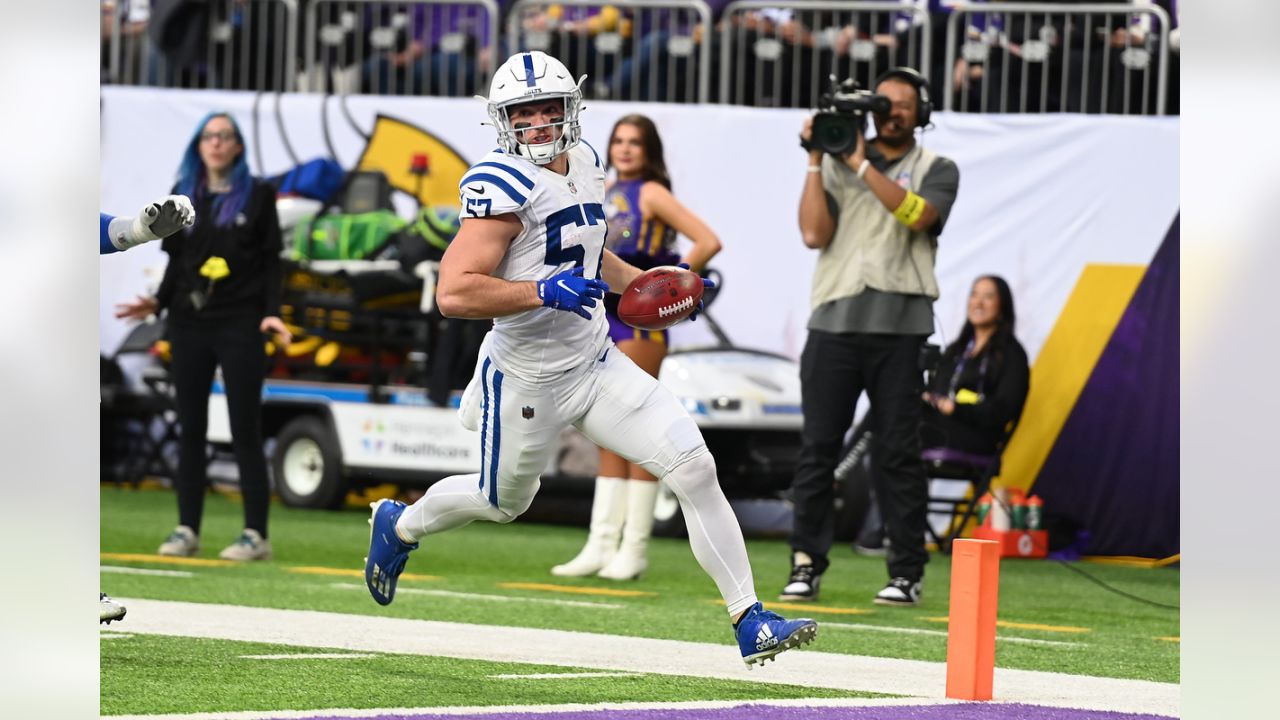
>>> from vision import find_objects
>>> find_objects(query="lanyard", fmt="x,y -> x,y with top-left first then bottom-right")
948,338 -> 989,399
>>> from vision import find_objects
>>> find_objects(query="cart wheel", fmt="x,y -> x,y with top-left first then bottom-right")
273,416 -> 346,509
651,482 -> 687,538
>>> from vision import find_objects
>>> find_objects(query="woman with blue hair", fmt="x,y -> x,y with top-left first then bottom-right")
116,112 -> 292,562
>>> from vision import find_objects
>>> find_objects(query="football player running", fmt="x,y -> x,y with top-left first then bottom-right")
100,194 -> 196,624
364,51 -> 817,666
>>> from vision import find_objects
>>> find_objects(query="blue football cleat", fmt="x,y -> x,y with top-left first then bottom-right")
364,499 -> 418,606
734,602 -> 818,666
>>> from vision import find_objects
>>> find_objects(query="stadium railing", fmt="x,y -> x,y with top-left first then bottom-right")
505,0 -> 714,104
104,0 -> 300,92
942,2 -> 1173,115
717,0 -> 931,109
101,0 -> 1176,116
301,0 -> 501,97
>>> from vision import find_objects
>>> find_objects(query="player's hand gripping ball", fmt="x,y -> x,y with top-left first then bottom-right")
618,265 -> 704,331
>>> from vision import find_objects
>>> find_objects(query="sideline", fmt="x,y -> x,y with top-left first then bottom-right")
107,598 -> 1178,717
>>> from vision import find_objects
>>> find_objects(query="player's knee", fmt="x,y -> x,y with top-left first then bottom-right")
495,480 -> 540,522
662,450 -> 717,496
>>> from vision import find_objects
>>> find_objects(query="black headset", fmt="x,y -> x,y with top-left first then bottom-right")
873,67 -> 932,128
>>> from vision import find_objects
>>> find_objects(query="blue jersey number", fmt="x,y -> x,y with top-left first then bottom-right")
545,203 -> 605,269
464,197 -> 493,218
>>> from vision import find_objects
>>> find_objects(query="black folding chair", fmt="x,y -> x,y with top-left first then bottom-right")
102,321 -> 181,486
922,420 -> 1019,554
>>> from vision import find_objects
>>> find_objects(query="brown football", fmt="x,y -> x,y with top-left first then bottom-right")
617,266 -> 704,331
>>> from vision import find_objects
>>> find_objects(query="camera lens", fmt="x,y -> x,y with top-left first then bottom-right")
819,121 -> 851,149
812,113 -> 858,156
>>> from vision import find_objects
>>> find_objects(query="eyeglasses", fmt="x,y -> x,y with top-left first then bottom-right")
200,130 -> 238,144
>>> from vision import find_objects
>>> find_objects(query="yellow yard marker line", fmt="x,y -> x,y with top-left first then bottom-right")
995,620 -> 1091,634
1082,554 -> 1180,569
288,566 -> 440,582
101,552 -> 234,568
705,599 -> 872,616
1155,636 -> 1180,643
923,616 -> 1092,634
770,601 -> 873,615
498,582 -> 657,598
100,554 -> 440,581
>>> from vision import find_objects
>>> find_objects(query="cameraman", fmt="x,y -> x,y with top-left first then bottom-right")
783,68 -> 959,607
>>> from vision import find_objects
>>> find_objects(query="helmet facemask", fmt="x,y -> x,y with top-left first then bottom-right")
489,92 -> 583,165
484,51 -> 586,165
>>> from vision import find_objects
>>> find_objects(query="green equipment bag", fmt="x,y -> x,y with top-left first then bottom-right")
291,209 -> 407,261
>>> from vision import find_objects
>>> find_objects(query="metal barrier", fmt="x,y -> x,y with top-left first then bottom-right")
942,2 -> 1172,115
718,1 -> 931,108
102,0 -> 1176,115
302,0 -> 500,96
104,0 -> 298,91
506,0 -> 713,103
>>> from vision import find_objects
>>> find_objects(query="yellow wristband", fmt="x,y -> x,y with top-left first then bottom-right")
892,191 -> 927,227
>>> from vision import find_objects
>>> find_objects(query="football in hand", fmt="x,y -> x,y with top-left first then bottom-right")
617,266 -> 703,331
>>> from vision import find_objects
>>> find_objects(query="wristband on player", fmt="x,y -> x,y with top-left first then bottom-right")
892,190 -> 927,227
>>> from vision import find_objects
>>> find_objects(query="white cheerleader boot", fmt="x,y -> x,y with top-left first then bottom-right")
551,476 -> 626,577
597,479 -> 659,581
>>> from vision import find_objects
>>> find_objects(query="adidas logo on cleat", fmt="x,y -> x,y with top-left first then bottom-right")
755,625 -> 779,652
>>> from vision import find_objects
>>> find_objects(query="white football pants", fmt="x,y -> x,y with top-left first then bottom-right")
397,342 -> 758,616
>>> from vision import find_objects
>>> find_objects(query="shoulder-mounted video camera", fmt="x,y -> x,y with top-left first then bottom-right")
805,78 -> 891,156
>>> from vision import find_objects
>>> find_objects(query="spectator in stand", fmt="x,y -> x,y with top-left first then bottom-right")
115,112 -> 292,562
361,2 -> 506,96
518,4 -> 630,100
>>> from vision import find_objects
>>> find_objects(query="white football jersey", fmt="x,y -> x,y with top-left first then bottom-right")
458,141 -> 610,381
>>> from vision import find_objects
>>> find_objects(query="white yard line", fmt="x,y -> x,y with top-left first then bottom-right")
102,566 -> 195,578
823,621 -> 1088,648
110,598 -> 1179,717
329,582 -> 624,609
240,653 -> 379,661
100,632 -> 133,639
104,697 -> 956,720
487,672 -> 641,680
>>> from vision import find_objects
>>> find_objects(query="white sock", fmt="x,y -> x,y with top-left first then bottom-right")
662,453 -> 758,617
395,473 -> 507,543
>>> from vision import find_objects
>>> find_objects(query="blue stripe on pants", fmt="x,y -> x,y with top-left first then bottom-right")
479,357 -> 491,496
488,368 -> 504,507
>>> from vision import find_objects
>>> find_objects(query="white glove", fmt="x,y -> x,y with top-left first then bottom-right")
109,195 -> 196,251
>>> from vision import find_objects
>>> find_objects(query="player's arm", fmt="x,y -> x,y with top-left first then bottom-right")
600,249 -> 643,292
436,214 -> 537,319
639,183 -> 721,272
101,195 -> 195,254
438,214 -> 609,321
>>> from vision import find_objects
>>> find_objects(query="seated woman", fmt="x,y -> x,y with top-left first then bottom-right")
922,274 -> 1030,456
843,275 -> 1030,554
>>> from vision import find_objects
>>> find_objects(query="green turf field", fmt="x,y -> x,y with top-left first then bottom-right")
101,486 -> 1179,715
101,634 -> 887,716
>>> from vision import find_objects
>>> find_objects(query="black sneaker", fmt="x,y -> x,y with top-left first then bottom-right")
779,554 -> 822,602
874,577 -> 922,607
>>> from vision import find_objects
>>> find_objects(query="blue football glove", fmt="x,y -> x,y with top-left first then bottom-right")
677,263 -> 717,322
537,266 -> 609,320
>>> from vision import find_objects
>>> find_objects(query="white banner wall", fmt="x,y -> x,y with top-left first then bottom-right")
100,88 -> 1179,364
